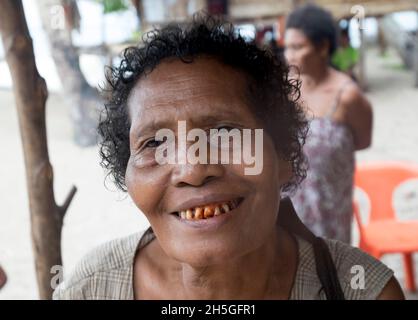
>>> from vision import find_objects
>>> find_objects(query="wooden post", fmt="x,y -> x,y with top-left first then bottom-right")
414,11 -> 418,88
0,0 -> 76,299
131,0 -> 148,31
377,16 -> 387,56
37,0 -> 100,147
291,0 -> 305,9
358,19 -> 367,91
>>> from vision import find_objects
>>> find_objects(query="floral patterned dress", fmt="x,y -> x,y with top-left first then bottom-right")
290,81 -> 355,243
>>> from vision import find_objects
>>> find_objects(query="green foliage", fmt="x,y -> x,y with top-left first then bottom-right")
96,0 -> 129,14
131,30 -> 142,42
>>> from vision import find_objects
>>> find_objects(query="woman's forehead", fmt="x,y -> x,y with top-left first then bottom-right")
285,28 -> 309,43
127,58 -> 253,125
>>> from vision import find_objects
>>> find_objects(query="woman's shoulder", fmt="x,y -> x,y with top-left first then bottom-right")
332,72 -> 370,114
53,230 -> 149,300
294,236 -> 394,299
324,238 -> 394,299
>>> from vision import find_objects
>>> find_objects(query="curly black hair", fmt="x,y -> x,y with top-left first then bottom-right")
98,13 -> 308,193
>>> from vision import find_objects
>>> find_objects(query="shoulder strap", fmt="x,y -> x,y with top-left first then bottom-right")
327,80 -> 353,118
278,197 -> 345,300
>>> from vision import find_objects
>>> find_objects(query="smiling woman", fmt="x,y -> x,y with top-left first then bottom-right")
53,13 -> 404,300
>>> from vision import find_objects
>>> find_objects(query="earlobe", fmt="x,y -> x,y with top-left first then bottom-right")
319,40 -> 330,59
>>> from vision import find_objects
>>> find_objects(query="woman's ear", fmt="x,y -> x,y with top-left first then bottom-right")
277,159 -> 293,187
319,40 -> 330,59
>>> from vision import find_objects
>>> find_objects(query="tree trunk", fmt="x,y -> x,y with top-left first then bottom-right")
358,20 -> 368,91
36,0 -> 100,147
131,0 -> 148,31
291,0 -> 305,9
414,11 -> 418,88
0,0 -> 76,299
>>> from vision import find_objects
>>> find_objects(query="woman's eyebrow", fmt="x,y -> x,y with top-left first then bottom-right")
134,119 -> 172,139
134,109 -> 243,138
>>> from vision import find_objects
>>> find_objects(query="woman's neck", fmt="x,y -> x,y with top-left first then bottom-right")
302,65 -> 331,90
172,226 -> 297,299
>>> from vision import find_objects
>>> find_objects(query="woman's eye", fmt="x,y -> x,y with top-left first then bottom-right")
144,139 -> 163,149
217,125 -> 236,131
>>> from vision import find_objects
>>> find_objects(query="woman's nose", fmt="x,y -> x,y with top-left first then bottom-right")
170,163 -> 225,187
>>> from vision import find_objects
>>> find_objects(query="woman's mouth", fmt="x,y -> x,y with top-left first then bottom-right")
172,197 -> 244,221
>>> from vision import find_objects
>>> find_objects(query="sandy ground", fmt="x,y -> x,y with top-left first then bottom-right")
0,47 -> 418,299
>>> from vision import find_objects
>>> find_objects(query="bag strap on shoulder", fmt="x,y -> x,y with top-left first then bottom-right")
278,197 -> 345,300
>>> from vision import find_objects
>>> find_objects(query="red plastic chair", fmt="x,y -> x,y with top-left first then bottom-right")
353,161 -> 418,292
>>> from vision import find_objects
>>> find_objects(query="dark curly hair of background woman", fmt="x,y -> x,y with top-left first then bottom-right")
98,13 -> 308,193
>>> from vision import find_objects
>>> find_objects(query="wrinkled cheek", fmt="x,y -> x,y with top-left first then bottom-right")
125,160 -> 139,199
125,159 -> 171,217
302,51 -> 317,71
125,166 -> 147,213
251,139 -> 281,214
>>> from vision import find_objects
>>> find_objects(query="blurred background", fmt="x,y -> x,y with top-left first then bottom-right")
0,0 -> 417,299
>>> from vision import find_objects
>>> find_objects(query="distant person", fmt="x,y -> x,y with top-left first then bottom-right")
332,28 -> 359,80
0,265 -> 6,289
284,4 -> 373,243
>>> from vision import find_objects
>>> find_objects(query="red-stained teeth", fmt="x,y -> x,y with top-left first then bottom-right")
203,207 -> 214,218
194,207 -> 203,219
176,199 -> 240,220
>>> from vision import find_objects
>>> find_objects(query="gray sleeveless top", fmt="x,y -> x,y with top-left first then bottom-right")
53,227 -> 393,300
291,81 -> 356,243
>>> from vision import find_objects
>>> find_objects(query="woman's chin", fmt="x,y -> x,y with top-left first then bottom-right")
170,244 -> 245,268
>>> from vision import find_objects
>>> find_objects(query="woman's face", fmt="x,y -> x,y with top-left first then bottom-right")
284,28 -> 327,74
125,57 -> 291,267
